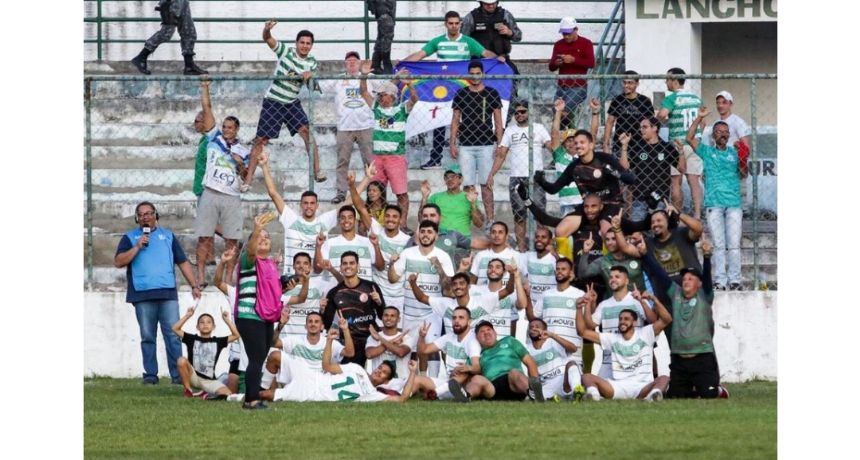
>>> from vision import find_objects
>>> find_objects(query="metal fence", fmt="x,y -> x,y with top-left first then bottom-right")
84,72 -> 776,289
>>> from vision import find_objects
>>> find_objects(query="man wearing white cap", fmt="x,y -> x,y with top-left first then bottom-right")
549,17 -> 595,130
703,91 -> 751,148
358,62 -> 419,231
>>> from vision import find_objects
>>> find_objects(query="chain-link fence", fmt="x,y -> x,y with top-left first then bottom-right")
84,73 -> 776,289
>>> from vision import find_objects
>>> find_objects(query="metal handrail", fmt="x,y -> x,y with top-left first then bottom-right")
84,0 -> 622,60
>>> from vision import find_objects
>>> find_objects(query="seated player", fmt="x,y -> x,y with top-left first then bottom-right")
575,297 -> 672,401
366,307 -> 416,394
526,318 -> 584,401
412,307 -> 483,401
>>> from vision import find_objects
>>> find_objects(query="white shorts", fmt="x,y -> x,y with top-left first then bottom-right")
541,371 -> 572,400
403,314 -> 443,345
608,378 -> 651,400
430,377 -> 454,400
671,144 -> 703,176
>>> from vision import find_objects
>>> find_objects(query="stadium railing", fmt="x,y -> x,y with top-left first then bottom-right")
84,72 -> 776,288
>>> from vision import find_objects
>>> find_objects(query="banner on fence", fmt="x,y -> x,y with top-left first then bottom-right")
394,58 -> 513,137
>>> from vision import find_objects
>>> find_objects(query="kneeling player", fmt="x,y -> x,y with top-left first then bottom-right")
413,307 -> 483,401
575,299 -> 671,401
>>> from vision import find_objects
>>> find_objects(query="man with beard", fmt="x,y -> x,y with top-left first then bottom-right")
389,220 -> 455,375
414,307 -> 483,401
578,229 -> 648,299
576,290 -> 672,401
616,202 -> 703,285
315,206 -> 382,282
524,227 -> 557,309
525,257 -> 585,367
409,269 -> 516,336
260,151 -> 338,277
277,252 -> 338,340
475,258 -> 528,338
264,310 -> 354,390
579,266 -> 658,379
322,251 -> 386,366
406,203 -> 490,267
470,221 -> 527,285
349,172 -> 410,309
532,129 -> 636,239
365,307 -> 416,394
526,318 -> 582,401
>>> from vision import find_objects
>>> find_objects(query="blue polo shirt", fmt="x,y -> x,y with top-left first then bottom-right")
116,226 -> 189,303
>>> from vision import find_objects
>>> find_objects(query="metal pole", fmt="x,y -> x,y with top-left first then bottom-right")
364,2 -> 371,61
96,0 -> 103,61
526,77 -> 535,242
750,78 -> 760,289
307,79 -> 316,192
85,78 -> 94,289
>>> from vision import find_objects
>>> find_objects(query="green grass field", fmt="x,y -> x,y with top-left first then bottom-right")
84,378 -> 776,459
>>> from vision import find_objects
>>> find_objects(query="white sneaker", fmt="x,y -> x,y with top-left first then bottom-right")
645,388 -> 663,401
583,388 -> 600,401
226,393 -> 245,402
239,184 -> 251,193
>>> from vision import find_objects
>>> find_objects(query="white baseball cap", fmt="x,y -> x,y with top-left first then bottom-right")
377,82 -> 399,97
559,17 -> 578,33
715,90 -> 733,102
480,0 -> 499,4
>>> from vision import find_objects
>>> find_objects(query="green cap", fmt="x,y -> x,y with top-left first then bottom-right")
444,164 -> 462,176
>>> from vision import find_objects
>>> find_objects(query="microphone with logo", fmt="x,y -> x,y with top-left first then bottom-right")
142,226 -> 151,247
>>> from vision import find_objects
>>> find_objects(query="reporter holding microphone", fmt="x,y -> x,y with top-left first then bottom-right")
115,201 -> 201,386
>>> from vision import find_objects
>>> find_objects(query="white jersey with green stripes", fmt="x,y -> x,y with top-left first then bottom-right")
370,220 -> 410,309
527,339 -> 568,385
432,331 -> 482,378
393,246 -> 455,322
592,293 -> 648,366
319,234 -> 377,282
599,325 -> 656,382
525,251 -> 557,307
279,207 -> 338,277
430,286 -> 501,333
470,247 -> 527,286
279,277 -> 337,339
534,285 -> 585,358
552,146 -> 583,207
265,43 -> 318,104
279,335 -> 343,373
372,102 -> 409,155
274,361 -> 387,402
473,285 -> 518,338
662,89 -> 702,141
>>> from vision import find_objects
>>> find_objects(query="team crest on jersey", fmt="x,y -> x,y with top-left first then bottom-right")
593,169 -> 602,178
379,116 -> 396,129
566,299 -> 575,307
689,298 -> 697,307
500,343 -> 509,349
629,261 -> 638,269
632,343 -> 642,353
657,153 -> 665,161
546,351 -> 554,359
639,153 -> 648,161
360,293 -> 369,303
444,239 -> 452,246
542,266 -> 550,274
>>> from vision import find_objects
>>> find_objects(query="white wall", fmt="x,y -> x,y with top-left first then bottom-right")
84,1 -> 615,61
85,290 -> 777,382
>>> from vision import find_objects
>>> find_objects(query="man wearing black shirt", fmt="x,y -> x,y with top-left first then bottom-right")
602,71 -> 654,155
450,60 -> 504,226
533,129 -> 635,238
323,251 -> 386,366
172,307 -> 240,399
619,116 -> 684,222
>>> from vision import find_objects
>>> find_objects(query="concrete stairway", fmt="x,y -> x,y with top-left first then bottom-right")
84,60 -> 777,290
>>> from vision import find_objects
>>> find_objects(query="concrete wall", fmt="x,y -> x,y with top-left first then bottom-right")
85,289 -> 777,382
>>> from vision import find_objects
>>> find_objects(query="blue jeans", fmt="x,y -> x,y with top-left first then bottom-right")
555,86 -> 587,120
133,299 -> 182,381
706,207 -> 742,285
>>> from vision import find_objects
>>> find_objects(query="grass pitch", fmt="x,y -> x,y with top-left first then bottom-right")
84,378 -> 776,459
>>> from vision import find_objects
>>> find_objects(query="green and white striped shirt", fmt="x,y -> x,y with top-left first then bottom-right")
552,146 -> 583,207
662,90 -> 702,141
265,43 -> 318,104
421,34 -> 485,61
372,102 -> 409,155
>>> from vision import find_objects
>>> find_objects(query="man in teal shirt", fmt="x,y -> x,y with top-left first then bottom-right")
448,320 -> 543,401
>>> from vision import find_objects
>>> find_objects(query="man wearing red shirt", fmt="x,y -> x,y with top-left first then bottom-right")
549,17 -> 595,129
